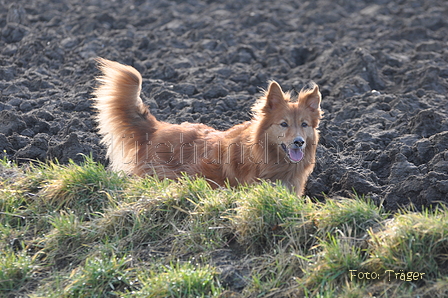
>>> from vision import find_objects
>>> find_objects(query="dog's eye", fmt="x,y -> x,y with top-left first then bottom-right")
301,122 -> 308,128
280,122 -> 288,127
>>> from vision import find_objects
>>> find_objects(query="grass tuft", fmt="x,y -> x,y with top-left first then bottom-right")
313,195 -> 387,236
301,233 -> 367,294
125,261 -> 221,297
63,251 -> 133,297
0,248 -> 34,294
231,181 -> 316,252
42,211 -> 88,267
41,156 -> 127,216
366,206 -> 448,278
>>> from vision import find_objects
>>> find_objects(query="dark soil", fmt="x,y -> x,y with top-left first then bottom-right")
1,0 -> 448,211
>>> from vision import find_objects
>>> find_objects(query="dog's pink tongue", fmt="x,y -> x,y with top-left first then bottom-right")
289,148 -> 303,162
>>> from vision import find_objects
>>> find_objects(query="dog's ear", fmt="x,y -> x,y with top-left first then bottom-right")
303,85 -> 321,112
265,81 -> 286,110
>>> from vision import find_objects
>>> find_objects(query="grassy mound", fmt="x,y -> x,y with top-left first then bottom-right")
1,156 -> 447,297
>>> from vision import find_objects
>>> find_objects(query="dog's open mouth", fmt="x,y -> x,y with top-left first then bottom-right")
281,143 -> 304,162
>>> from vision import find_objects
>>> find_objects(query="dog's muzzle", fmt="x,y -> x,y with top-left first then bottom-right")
281,137 -> 305,163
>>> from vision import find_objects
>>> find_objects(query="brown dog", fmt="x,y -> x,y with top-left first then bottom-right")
93,58 -> 322,196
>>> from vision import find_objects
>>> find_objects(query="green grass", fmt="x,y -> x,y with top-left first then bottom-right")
125,261 -> 221,297
1,156 -> 448,297
0,247 -> 34,293
366,208 -> 448,278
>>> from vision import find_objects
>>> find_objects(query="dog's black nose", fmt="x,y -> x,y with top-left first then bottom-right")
293,137 -> 305,147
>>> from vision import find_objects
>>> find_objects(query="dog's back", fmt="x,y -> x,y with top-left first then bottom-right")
93,59 -> 227,180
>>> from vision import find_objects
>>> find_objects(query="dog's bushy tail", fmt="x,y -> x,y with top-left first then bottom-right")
92,58 -> 157,173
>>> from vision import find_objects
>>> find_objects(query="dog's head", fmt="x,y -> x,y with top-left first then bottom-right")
253,81 -> 322,163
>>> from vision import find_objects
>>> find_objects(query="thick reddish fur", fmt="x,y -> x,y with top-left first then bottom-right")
93,58 -> 322,196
